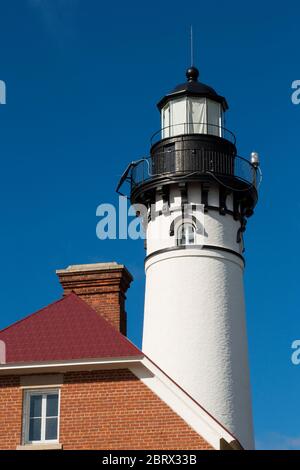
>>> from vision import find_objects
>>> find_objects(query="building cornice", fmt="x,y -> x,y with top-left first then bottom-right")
0,356 -> 143,375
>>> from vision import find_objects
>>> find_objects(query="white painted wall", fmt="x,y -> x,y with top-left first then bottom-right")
146,183 -> 242,255
142,183 -> 254,449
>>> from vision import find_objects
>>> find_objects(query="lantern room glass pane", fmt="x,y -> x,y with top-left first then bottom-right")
161,97 -> 224,139
207,99 -> 222,136
187,98 -> 207,134
162,104 -> 170,139
170,98 -> 186,136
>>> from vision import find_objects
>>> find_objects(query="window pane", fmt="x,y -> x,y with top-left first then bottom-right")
178,223 -> 195,246
30,395 -> 42,418
171,98 -> 186,136
207,99 -> 221,136
45,417 -> 58,440
178,225 -> 185,246
29,418 -> 42,441
187,225 -> 195,244
187,98 -> 207,134
46,394 -> 58,417
162,104 -> 170,138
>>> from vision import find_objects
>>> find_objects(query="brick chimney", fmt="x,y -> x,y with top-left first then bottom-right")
56,262 -> 133,336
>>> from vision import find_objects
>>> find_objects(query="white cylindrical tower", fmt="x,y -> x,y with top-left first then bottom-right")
117,67 -> 259,449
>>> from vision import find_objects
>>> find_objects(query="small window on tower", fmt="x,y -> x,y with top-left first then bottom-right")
177,222 -> 195,246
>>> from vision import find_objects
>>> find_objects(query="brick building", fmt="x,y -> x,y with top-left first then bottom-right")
0,262 -> 240,450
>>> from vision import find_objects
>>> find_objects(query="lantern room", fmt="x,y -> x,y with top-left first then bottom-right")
157,67 -> 228,139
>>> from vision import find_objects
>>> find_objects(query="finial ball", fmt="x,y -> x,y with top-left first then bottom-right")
186,66 -> 199,82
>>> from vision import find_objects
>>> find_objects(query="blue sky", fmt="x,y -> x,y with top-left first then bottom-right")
0,0 -> 299,449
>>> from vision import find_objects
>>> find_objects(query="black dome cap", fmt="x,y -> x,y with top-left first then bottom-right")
157,67 -> 228,111
186,66 -> 200,82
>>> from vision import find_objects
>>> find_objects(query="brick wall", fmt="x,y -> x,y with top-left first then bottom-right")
0,370 -> 212,450
0,375 -> 22,450
60,369 -> 212,450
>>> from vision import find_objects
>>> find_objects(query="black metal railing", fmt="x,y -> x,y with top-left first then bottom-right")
130,149 -> 257,190
150,123 -> 237,146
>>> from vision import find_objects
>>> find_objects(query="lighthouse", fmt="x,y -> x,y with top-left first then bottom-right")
117,66 -> 259,449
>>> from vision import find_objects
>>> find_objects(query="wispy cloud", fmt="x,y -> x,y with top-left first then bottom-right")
256,432 -> 300,450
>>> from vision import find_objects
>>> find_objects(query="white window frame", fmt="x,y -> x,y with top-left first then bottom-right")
23,388 -> 60,445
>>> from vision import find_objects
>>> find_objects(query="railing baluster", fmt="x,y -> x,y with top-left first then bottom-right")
131,150 -> 255,191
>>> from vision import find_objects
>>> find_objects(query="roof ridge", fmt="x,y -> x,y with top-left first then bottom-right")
0,293 -> 74,335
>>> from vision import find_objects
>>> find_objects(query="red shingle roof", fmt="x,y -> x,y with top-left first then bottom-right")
0,293 -> 142,364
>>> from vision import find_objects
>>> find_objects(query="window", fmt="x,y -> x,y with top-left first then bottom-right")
187,97 -> 207,134
207,99 -> 222,137
170,98 -> 186,136
23,390 -> 60,445
177,222 -> 195,246
162,103 -> 170,138
162,98 -> 187,138
161,97 -> 223,138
